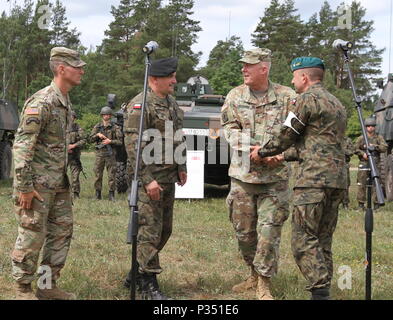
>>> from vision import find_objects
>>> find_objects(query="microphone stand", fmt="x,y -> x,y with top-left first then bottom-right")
126,52 -> 152,300
340,49 -> 385,300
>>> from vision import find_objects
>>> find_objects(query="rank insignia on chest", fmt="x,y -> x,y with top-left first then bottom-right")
25,107 -> 39,115
133,104 -> 142,109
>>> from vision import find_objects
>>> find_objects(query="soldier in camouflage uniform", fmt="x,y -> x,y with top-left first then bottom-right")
221,48 -> 297,300
11,47 -> 85,300
355,117 -> 387,210
251,57 -> 347,300
341,136 -> 355,209
123,57 -> 187,300
67,111 -> 86,198
90,107 -> 122,201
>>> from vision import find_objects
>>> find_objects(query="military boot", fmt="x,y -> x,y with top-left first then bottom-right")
36,281 -> 76,300
15,283 -> 38,300
96,190 -> 102,200
232,267 -> 258,293
124,269 -> 143,293
140,274 -> 171,300
311,288 -> 330,300
109,191 -> 115,201
256,276 -> 274,300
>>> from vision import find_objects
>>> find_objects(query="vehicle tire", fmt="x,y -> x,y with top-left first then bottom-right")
385,154 -> 393,201
116,161 -> 129,193
0,141 -> 12,179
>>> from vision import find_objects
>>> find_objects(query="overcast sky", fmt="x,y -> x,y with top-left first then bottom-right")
1,0 -> 392,79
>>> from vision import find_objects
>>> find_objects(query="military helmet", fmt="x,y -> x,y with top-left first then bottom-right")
100,106 -> 113,115
365,117 -> 376,127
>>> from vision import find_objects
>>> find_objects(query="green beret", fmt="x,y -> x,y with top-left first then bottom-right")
50,47 -> 86,68
290,57 -> 325,72
239,48 -> 272,64
149,57 -> 178,77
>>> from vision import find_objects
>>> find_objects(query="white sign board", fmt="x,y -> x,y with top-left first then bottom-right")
175,150 -> 204,199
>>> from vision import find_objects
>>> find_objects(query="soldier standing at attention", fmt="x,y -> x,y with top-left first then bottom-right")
90,107 -> 122,201
221,48 -> 297,300
123,57 -> 187,300
355,117 -> 387,210
251,57 -> 347,300
67,111 -> 86,199
11,47 -> 85,300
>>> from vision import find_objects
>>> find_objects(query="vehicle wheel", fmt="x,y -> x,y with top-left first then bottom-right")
0,141 -> 12,179
385,154 -> 393,201
116,161 -> 129,193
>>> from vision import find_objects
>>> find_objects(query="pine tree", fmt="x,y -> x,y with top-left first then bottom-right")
251,0 -> 306,62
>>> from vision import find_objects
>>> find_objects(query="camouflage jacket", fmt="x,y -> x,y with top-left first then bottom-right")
90,121 -> 122,157
343,136 -> 355,164
221,81 -> 297,184
123,90 -> 187,186
13,81 -> 72,193
259,83 -> 348,189
354,133 -> 387,163
67,121 -> 86,159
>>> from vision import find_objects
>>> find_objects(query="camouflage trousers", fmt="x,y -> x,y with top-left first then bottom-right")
94,154 -> 116,192
291,187 -> 344,291
226,178 -> 289,278
357,162 -> 380,205
342,165 -> 351,206
11,189 -> 73,284
68,158 -> 82,194
136,183 -> 175,274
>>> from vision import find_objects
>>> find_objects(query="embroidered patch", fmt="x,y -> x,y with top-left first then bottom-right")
25,107 -> 39,115
26,117 -> 40,125
133,104 -> 142,109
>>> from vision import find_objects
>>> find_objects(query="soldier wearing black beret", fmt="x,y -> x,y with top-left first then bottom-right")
122,57 -> 187,299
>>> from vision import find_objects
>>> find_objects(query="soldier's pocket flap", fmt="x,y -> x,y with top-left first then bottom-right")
293,189 -> 325,206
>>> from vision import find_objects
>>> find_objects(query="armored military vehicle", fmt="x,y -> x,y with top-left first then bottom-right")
375,73 -> 393,201
0,99 -> 19,179
176,77 -> 230,186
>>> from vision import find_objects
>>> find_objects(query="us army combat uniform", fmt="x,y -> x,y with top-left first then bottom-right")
67,118 -> 86,196
222,80 -> 296,279
258,74 -> 347,294
355,133 -> 387,206
90,121 -> 122,194
11,81 -> 74,285
123,89 -> 186,275
341,136 -> 355,208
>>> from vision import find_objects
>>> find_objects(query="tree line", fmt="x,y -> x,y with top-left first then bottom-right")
0,0 -> 385,138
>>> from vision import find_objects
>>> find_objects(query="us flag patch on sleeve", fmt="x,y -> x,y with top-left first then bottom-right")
133,104 -> 142,109
25,107 -> 39,115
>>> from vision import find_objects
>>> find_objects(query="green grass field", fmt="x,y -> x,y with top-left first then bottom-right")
0,152 -> 392,300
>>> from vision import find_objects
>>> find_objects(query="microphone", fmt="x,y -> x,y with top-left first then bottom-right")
332,39 -> 353,51
142,41 -> 159,54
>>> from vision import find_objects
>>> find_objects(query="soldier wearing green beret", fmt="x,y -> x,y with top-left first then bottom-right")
11,47 -> 85,300
123,57 -> 187,300
250,56 -> 348,300
355,116 -> 387,209
221,48 -> 297,300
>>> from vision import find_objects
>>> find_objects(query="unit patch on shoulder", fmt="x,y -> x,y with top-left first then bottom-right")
25,107 -> 39,115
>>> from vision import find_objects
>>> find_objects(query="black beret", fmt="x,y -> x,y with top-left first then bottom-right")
149,57 -> 178,77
